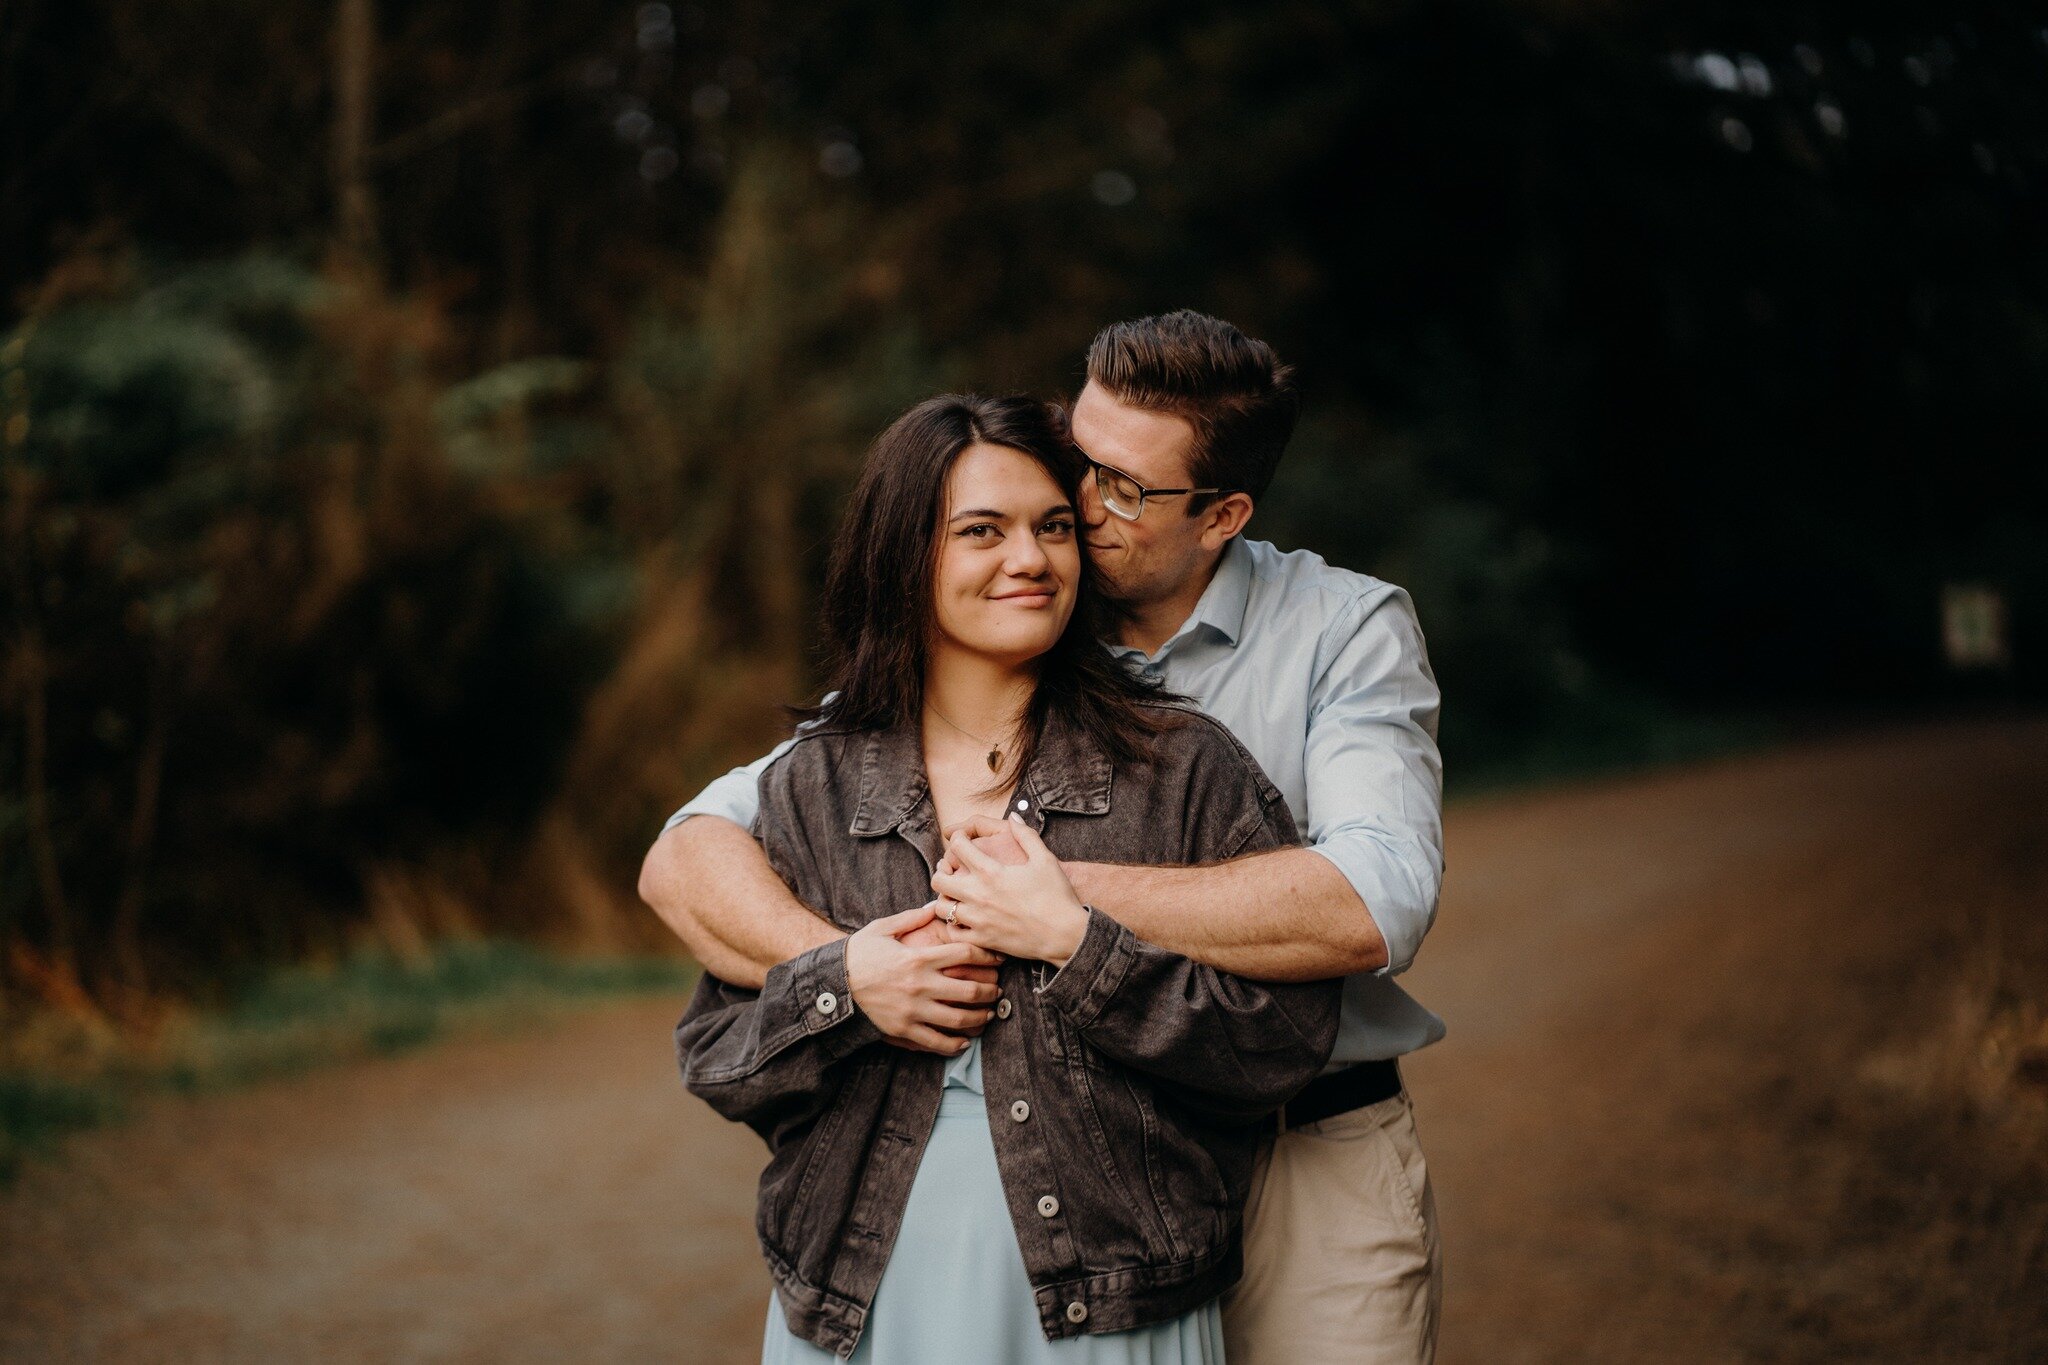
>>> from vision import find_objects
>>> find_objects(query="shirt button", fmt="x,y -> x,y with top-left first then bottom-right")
815,992 -> 837,1015
1010,1100 -> 1030,1122
1065,1301 -> 1089,1324
994,998 -> 1013,1020
1037,1194 -> 1060,1218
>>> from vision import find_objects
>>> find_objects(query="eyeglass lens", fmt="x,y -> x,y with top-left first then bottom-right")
1095,465 -> 1144,518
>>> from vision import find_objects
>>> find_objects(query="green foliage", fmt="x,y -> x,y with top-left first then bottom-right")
0,939 -> 694,1184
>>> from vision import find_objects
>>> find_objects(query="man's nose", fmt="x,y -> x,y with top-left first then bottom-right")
1078,468 -> 1109,528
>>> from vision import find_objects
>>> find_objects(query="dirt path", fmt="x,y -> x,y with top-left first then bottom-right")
4,719 -> 2043,1363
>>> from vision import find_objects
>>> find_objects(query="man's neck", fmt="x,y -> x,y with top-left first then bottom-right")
1116,551 -> 1225,658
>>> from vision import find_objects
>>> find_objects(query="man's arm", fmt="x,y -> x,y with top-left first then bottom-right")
1064,847 -> 1383,982
639,755 -> 1002,1050
942,584 -> 1443,985
639,814 -> 840,988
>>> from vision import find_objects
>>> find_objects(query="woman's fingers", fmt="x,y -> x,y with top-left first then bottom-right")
1006,811 -> 1055,862
934,978 -> 1001,1007
945,827 -> 1005,874
919,941 -> 1000,972
869,902 -> 940,935
886,1027 -> 974,1056
942,814 -> 1010,843
924,1003 -> 995,1032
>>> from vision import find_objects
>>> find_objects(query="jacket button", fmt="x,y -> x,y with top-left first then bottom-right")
1015,798 -> 1030,811
1010,1100 -> 1030,1122
1037,1194 -> 1059,1218
994,998 -> 1013,1020
815,992 -> 837,1014
1065,1301 -> 1088,1324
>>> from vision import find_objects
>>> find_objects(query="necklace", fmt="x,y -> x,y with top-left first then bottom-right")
925,701 -> 1009,773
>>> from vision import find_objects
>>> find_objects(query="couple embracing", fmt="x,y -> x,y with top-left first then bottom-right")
641,311 -> 1445,1364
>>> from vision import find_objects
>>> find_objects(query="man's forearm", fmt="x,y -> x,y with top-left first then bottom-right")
1064,846 -> 1388,982
637,816 -> 842,989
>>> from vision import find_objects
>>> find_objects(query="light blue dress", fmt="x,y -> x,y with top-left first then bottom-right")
761,1040 -> 1225,1364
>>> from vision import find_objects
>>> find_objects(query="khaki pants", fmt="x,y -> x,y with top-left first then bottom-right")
1222,1090 -> 1441,1365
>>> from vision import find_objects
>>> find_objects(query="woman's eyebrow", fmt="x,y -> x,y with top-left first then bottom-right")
947,502 -> 1076,523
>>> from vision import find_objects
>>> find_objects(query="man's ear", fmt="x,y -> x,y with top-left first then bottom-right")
1199,492 -> 1255,550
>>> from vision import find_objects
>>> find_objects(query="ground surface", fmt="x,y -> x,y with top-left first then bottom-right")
4,718 -> 2043,1363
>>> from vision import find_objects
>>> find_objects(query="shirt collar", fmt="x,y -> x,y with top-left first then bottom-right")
1194,535 -> 1254,647
848,702 -> 1113,837
1112,534 -> 1254,662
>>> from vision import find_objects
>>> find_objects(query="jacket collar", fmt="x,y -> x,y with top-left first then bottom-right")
848,700 -> 1114,837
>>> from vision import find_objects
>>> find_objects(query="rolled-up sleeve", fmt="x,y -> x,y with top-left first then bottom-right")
1301,585 -> 1444,977
661,747 -> 781,834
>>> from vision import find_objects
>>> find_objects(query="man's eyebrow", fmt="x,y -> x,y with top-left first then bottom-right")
948,503 -> 1076,523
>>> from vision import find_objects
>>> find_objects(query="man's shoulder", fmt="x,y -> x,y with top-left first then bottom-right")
1239,538 -> 1410,625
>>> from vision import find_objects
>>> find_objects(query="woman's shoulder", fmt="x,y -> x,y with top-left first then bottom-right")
1127,698 -> 1285,810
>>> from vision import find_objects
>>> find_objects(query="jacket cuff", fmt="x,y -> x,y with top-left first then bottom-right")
776,937 -> 883,1059
1033,906 -> 1134,1030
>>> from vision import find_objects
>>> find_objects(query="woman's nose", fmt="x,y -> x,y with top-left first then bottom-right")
1006,535 -> 1051,575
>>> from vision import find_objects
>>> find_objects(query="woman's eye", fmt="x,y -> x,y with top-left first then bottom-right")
1041,518 -> 1075,536
959,524 -> 999,540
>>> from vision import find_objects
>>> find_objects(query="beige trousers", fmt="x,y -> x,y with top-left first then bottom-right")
1222,1090 -> 1442,1365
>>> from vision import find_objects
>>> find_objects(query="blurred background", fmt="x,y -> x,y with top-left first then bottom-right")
2,1 -> 2044,1361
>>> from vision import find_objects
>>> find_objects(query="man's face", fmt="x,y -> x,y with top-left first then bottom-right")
1070,381 -> 1217,609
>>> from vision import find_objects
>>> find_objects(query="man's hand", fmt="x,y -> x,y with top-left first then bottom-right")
930,815 -> 1091,967
844,904 -> 1003,1055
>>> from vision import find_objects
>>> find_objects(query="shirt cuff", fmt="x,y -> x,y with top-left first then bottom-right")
1304,838 -> 1433,977
1033,907 -> 1134,1030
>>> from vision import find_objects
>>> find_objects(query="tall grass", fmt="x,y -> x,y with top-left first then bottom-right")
0,939 -> 694,1184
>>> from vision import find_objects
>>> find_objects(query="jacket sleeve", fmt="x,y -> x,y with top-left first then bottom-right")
675,936 -> 882,1138
672,740 -> 880,1137
1035,718 -> 1342,1125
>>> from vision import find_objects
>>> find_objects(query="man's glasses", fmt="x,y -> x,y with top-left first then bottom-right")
1082,456 -> 1238,522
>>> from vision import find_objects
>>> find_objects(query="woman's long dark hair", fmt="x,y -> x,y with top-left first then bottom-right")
807,392 -> 1176,786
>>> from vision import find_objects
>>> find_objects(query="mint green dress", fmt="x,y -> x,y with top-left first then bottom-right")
760,1040 -> 1226,1364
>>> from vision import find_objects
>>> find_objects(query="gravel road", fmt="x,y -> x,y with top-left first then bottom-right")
5,718 -> 2042,1363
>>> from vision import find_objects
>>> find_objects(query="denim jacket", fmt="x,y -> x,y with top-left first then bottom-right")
675,701 -> 1341,1354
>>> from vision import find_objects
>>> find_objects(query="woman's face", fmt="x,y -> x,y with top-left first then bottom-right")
930,442 -> 1081,668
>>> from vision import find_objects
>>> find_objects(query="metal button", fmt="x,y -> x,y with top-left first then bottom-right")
1036,1194 -> 1060,1218
1010,1099 -> 1030,1122
994,998 -> 1013,1020
1015,798 -> 1030,811
815,991 -> 837,1014
1065,1301 -> 1088,1324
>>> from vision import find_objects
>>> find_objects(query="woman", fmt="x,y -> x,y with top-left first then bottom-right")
676,394 -> 1339,1362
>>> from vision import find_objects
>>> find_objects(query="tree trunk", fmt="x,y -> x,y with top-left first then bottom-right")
331,0 -> 379,259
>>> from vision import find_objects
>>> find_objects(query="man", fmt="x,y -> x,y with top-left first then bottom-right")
639,310 -> 1446,1363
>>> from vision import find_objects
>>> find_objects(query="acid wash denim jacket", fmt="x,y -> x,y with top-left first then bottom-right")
675,701 -> 1342,1356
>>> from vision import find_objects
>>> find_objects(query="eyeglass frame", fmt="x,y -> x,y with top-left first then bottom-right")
1079,454 -> 1241,522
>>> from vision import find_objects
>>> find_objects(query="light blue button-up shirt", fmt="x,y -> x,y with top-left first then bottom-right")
665,535 -> 1447,1063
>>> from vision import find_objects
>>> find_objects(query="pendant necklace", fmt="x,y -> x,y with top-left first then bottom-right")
925,702 -> 1008,773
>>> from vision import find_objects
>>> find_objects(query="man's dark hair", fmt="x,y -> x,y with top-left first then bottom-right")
1084,309 -> 1300,512
807,393 -> 1179,793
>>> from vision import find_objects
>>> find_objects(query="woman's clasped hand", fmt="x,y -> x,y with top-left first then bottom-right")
929,815 -> 1091,968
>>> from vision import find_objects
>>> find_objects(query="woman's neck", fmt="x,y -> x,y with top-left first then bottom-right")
922,645 -> 1035,746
